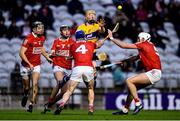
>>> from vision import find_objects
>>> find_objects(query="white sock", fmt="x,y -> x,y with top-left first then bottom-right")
135,101 -> 141,106
29,102 -> 33,105
122,107 -> 128,113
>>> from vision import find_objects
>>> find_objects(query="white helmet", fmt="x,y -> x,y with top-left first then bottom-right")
138,32 -> 151,42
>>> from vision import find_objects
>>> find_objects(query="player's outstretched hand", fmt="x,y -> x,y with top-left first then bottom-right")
108,29 -> 113,39
98,18 -> 105,27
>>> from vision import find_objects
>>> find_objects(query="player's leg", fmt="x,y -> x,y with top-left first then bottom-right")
92,60 -> 97,89
42,78 -> 69,114
87,79 -> 94,115
48,66 -> 71,103
126,73 -> 151,114
112,71 -> 154,115
54,80 -> 78,115
27,66 -> 40,112
54,81 -> 69,102
129,69 -> 161,115
42,70 -> 64,114
61,80 -> 78,105
112,92 -> 133,115
43,67 -> 71,113
83,66 -> 95,115
27,72 -> 40,112
54,66 -> 82,115
49,71 -> 64,103
21,77 -> 30,107
20,66 -> 30,107
112,84 -> 149,115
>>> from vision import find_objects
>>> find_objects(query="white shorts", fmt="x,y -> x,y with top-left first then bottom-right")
70,66 -> 94,83
145,69 -> 162,84
20,65 -> 41,76
53,66 -> 71,76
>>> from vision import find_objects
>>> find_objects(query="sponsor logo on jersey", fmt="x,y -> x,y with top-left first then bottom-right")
33,47 -> 42,54
86,31 -> 98,40
56,50 -> 69,56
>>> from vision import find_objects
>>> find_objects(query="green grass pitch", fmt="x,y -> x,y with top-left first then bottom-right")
0,109 -> 179,120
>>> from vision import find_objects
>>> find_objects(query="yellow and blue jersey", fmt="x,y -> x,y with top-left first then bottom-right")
77,23 -> 100,43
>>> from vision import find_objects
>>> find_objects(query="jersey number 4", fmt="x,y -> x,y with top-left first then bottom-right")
75,44 -> 88,54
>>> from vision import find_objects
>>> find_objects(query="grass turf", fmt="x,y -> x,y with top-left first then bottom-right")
0,109 -> 179,120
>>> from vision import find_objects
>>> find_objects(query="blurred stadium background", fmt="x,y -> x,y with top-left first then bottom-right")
0,0 -> 180,112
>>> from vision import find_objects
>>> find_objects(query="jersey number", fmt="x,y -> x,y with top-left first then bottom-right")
75,44 -> 88,54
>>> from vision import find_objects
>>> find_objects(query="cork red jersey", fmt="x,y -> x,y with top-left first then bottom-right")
21,33 -> 45,67
135,41 -> 161,71
70,41 -> 96,67
51,38 -> 74,69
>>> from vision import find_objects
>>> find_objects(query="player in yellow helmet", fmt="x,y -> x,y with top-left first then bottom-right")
77,9 -> 105,43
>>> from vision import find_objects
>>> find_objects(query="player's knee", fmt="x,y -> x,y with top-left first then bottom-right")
58,75 -> 70,88
88,83 -> 94,89
22,75 -> 29,80
34,82 -> 38,88
126,79 -> 132,85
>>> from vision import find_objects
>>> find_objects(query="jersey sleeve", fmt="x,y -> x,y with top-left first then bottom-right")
22,38 -> 30,48
135,42 -> 144,50
77,24 -> 84,31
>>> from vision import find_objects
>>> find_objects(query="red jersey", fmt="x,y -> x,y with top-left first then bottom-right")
70,41 -> 96,67
21,33 -> 45,67
51,38 -> 74,69
135,41 -> 161,71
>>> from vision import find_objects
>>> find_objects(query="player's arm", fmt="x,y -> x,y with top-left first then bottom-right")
66,56 -> 73,60
49,40 -> 57,58
48,50 -> 55,58
98,19 -> 105,33
95,39 -> 105,48
41,47 -> 53,63
19,46 -> 33,69
108,30 -> 137,49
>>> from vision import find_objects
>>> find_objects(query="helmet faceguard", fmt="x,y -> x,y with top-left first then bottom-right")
32,21 -> 44,37
60,25 -> 70,39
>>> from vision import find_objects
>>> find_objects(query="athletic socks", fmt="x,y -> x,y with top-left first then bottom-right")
134,98 -> 141,106
24,89 -> 29,96
88,104 -> 94,112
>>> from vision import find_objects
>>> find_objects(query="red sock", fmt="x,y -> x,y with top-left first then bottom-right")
48,98 -> 55,103
89,104 -> 94,112
60,102 -> 65,107
124,104 -> 130,110
134,98 -> 140,103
